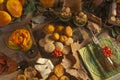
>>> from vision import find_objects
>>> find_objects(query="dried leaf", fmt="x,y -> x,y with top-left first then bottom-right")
87,13 -> 102,27
70,42 -> 91,80
87,21 -> 101,34
61,54 -> 90,80
71,42 -> 81,69
61,54 -> 76,69
116,35 -> 120,42
80,29 -> 91,41
66,69 -> 90,80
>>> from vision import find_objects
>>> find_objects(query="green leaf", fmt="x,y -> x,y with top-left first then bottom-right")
114,27 -> 120,35
8,45 -> 20,50
24,0 -> 36,14
13,17 -> 21,23
112,28 -> 118,38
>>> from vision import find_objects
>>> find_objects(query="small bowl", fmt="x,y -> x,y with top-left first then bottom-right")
73,20 -> 87,27
59,14 -> 72,22
59,16 -> 71,22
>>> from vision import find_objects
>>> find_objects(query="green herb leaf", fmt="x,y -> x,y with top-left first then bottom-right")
112,28 -> 118,38
13,17 -> 21,23
24,0 -> 36,14
9,45 -> 20,50
114,27 -> 120,35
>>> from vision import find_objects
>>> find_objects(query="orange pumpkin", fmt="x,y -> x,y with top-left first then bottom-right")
8,29 -> 33,51
40,0 -> 55,8
7,0 -> 23,18
0,10 -> 11,26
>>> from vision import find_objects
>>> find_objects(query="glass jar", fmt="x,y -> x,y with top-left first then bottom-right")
94,44 -> 117,72
92,33 -> 120,78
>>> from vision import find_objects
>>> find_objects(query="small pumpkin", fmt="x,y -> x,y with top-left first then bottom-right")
55,25 -> 64,34
64,26 -> 73,37
8,29 -> 32,51
0,10 -> 11,26
43,24 -> 55,34
52,32 -> 60,40
40,0 -> 55,8
60,35 -> 68,43
7,0 -> 23,18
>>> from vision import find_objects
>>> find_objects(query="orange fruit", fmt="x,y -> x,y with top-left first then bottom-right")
60,35 -> 68,43
0,11 -> 11,26
53,32 -> 60,40
55,25 -> 64,33
65,26 -> 73,37
44,24 -> 55,34
40,0 -> 55,8
7,0 -> 23,18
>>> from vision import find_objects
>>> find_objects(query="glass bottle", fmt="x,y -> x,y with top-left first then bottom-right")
91,33 -> 118,73
94,43 -> 116,72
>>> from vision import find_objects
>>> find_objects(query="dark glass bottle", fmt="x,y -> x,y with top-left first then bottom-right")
94,43 -> 118,72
